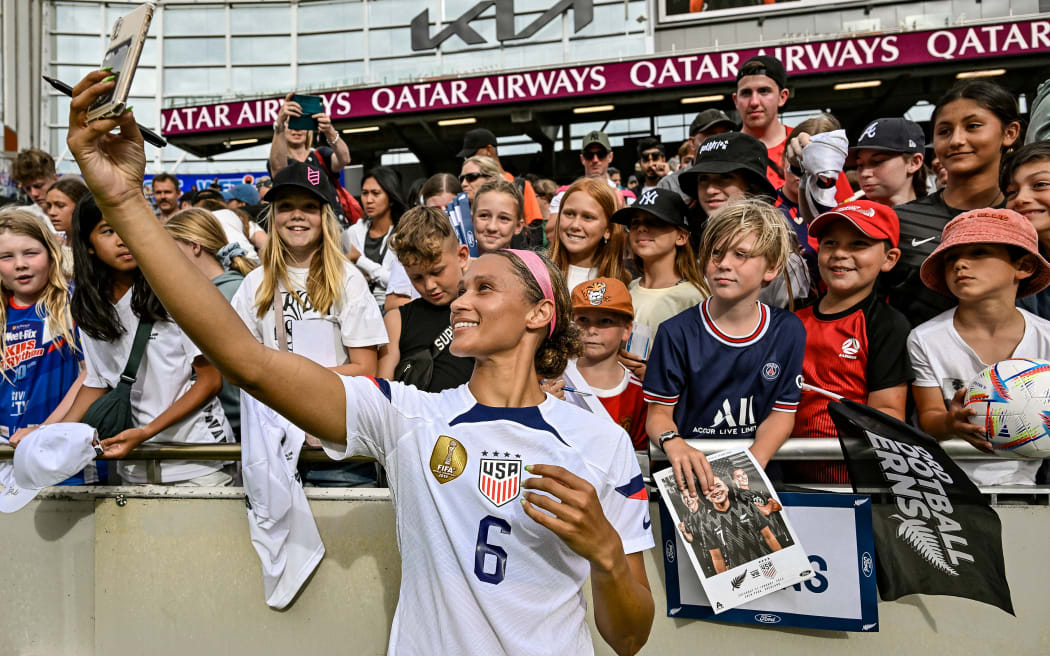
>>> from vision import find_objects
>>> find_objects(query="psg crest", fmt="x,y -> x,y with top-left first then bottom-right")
478,457 -> 521,507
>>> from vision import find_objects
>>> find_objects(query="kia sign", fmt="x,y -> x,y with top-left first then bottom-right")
411,0 -> 593,51
162,19 -> 1050,136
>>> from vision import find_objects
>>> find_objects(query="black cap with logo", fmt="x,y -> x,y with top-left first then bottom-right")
689,108 -> 737,136
678,132 -> 777,201
457,128 -> 499,159
270,160 -> 334,206
611,187 -> 690,231
847,117 -> 926,165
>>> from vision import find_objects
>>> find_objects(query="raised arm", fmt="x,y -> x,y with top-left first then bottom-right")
267,93 -> 299,176
67,71 -> 348,444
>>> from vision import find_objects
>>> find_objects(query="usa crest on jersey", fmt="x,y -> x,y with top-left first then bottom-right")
478,457 -> 521,507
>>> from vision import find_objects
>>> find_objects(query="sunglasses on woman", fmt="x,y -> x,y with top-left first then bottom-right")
459,172 -> 492,183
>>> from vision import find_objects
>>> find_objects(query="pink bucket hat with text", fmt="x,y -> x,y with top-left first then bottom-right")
919,208 -> 1050,298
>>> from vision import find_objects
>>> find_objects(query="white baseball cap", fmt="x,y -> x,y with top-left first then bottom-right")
0,460 -> 35,513
0,424 -> 101,513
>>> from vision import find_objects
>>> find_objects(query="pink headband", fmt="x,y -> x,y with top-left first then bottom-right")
506,249 -> 556,338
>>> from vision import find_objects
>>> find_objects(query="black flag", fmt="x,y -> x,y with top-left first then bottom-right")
829,399 -> 1013,614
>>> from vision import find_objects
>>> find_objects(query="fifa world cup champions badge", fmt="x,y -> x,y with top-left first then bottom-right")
429,435 -> 467,484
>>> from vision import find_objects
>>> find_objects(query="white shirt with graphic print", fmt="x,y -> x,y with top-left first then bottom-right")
231,261 -> 387,363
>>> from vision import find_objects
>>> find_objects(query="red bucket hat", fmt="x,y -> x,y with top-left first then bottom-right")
919,208 -> 1050,298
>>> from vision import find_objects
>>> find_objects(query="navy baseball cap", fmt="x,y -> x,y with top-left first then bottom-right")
847,118 -> 925,165
736,55 -> 788,91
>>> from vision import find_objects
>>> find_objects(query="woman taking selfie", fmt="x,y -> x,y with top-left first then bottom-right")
67,70 -> 654,656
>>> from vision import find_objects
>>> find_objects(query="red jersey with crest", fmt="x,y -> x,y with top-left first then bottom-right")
793,292 -> 913,482
591,365 -> 648,450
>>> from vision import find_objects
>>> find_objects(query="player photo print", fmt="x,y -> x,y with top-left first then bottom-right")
655,449 -> 813,613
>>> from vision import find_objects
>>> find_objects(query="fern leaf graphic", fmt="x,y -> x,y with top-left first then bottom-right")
890,514 -> 958,576
730,571 -> 746,590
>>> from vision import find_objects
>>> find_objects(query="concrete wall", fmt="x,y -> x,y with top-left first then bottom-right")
2,487 -> 1048,655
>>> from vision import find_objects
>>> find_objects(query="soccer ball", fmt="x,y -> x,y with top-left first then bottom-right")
964,358 -> 1050,459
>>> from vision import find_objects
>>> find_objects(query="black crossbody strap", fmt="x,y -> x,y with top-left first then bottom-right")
119,320 -> 153,386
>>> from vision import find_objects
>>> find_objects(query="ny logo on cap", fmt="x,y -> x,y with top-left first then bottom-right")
307,167 -> 321,186
639,189 -> 658,206
861,122 -> 879,140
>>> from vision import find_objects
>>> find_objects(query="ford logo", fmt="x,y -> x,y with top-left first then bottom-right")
861,552 -> 874,577
665,540 -> 675,563
755,613 -> 781,624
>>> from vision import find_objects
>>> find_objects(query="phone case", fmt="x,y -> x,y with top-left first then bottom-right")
87,3 -> 155,122
288,94 -> 323,131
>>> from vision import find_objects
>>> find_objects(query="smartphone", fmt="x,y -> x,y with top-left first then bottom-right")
87,3 -> 155,122
288,94 -> 324,131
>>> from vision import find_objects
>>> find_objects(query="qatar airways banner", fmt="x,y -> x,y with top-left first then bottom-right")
162,19 -> 1049,136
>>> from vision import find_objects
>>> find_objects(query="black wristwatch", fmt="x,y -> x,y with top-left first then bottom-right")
657,430 -> 682,452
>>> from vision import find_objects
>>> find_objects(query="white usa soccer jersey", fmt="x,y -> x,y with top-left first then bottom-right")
322,376 -> 654,656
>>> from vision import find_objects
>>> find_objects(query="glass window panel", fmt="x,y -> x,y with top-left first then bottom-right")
127,67 -> 157,95
139,37 -> 158,67
500,42 -> 563,71
368,55 -> 442,84
54,35 -> 104,63
49,95 -> 71,125
435,49 -> 498,76
54,2 -> 101,33
367,26 -> 419,59
229,4 -> 290,34
164,6 -> 226,36
105,3 -> 145,29
164,38 -> 225,66
231,66 -> 293,94
369,0 -> 428,26
298,0 -> 363,31
231,36 -> 290,65
299,62 -> 366,88
298,32 -> 366,63
52,65 -> 101,85
163,67 -> 226,96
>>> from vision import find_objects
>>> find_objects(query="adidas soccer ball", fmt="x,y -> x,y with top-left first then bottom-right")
964,359 -> 1050,459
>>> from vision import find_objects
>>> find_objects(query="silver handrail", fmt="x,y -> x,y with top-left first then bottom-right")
646,437 -> 996,462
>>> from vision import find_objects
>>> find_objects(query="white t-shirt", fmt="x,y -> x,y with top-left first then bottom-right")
628,278 -> 705,336
322,377 -> 653,656
566,264 -> 598,293
81,290 -> 232,483
908,307 -> 1050,485
385,258 -> 421,301
341,220 -> 397,306
212,209 -> 261,264
231,261 -> 387,361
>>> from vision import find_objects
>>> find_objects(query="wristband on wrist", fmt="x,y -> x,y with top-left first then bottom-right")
657,430 -> 682,452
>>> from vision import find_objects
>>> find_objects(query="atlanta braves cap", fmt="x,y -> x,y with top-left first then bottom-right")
808,200 -> 901,248
847,118 -> 926,165
611,187 -> 690,231
269,160 -> 333,206
572,277 -> 634,319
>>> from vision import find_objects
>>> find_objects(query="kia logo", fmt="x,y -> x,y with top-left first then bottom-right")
755,613 -> 782,624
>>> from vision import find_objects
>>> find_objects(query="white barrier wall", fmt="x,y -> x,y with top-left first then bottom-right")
2,487 -> 1047,656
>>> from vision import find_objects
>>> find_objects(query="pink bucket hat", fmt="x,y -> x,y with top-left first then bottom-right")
919,208 -> 1050,298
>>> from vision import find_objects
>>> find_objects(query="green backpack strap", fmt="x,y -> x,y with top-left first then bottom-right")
118,320 -> 153,388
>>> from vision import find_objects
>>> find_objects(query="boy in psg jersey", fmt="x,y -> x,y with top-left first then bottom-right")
790,201 -> 913,483
644,199 -> 806,497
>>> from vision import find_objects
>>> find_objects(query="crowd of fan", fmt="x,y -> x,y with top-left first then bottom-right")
3,53 -> 1050,489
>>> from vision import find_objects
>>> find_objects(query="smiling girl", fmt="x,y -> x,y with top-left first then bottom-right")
0,211 -> 88,484
1003,141 -> 1050,319
231,161 -> 386,377
550,177 -> 630,290
67,69 -> 655,656
890,80 -> 1023,325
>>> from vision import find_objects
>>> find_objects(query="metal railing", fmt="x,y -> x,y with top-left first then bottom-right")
2,439 -> 1047,502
